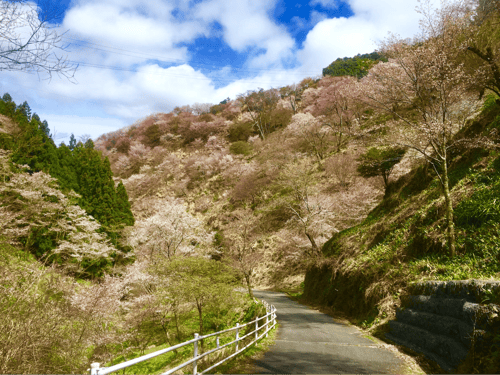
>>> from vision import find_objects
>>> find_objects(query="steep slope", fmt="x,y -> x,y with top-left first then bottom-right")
96,78 -> 388,290
303,98 -> 500,373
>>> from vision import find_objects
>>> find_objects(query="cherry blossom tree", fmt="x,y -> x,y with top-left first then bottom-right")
307,76 -> 362,152
277,158 -> 336,256
0,159 -> 126,276
224,209 -> 263,298
130,199 -> 212,261
325,152 -> 358,189
285,112 -> 332,162
362,0 -> 486,256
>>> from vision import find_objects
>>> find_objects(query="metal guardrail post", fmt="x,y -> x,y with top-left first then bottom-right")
193,333 -> 199,375
255,319 -> 258,340
88,302 -> 276,375
265,314 -> 269,337
235,323 -> 239,351
90,362 -> 100,375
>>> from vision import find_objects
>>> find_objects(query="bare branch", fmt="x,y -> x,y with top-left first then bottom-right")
0,1 -> 77,80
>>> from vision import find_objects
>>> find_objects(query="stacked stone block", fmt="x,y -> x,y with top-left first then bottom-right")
385,280 -> 500,372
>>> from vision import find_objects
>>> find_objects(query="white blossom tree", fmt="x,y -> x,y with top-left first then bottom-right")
285,112 -> 332,162
130,199 -> 212,260
0,156 -> 126,275
224,209 -> 263,298
362,0 -> 488,256
277,158 -> 337,256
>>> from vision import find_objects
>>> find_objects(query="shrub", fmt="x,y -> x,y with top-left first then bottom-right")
228,121 -> 254,142
229,141 -> 252,155
268,108 -> 293,130
143,124 -> 162,148
115,138 -> 131,154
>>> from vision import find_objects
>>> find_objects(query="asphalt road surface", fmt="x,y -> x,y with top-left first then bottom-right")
251,290 -> 407,374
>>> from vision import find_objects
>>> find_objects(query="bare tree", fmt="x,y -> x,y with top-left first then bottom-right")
191,103 -> 213,116
278,158 -> 336,256
238,88 -> 280,140
280,83 -> 302,114
0,0 -> 77,79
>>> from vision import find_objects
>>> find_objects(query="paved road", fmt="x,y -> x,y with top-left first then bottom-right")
251,290 -> 407,374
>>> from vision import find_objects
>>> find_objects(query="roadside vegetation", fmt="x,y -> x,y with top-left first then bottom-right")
1,0 -> 500,373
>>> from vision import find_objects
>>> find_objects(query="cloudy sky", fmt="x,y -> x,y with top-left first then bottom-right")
2,0 -> 431,144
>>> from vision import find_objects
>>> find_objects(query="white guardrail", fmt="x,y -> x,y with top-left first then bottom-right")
89,300 -> 277,375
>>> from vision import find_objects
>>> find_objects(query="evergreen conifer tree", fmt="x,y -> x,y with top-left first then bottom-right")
68,134 -> 77,151
116,181 -> 134,226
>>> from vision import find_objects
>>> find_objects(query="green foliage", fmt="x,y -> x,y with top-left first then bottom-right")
143,124 -> 162,148
0,132 -> 13,150
0,94 -> 135,276
68,133 -> 77,151
229,141 -> 253,155
26,226 -> 58,259
455,162 -> 500,228
267,107 -> 293,130
210,103 -> 223,115
357,146 -> 406,187
228,121 -> 254,142
322,52 -> 387,78
213,230 -> 224,250
482,93 -> 499,112
116,181 -> 135,226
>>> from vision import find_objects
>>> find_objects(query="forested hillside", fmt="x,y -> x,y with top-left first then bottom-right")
95,0 -> 500,371
2,0 -> 500,373
0,96 -> 263,373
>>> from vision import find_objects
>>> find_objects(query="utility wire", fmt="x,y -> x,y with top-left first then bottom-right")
49,58 -> 313,85
62,35 -> 322,77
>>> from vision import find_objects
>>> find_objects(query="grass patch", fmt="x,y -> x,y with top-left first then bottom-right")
104,301 -> 273,375
212,323 -> 278,374
307,108 -> 500,322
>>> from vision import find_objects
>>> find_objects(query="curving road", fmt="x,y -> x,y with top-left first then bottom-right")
251,290 -> 408,374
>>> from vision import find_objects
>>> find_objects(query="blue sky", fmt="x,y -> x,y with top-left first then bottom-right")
1,0 -> 431,144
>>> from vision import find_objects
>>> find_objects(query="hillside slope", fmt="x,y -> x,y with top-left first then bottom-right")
303,100 -> 500,373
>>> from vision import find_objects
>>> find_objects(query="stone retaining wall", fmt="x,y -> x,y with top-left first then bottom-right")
385,280 -> 500,372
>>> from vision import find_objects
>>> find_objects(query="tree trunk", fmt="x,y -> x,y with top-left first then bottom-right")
244,273 -> 254,298
382,171 -> 389,189
441,158 -> 456,257
305,231 -> 320,255
196,301 -> 204,352
173,304 -> 181,341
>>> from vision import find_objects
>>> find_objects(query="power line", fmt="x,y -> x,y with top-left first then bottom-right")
51,58 -> 315,86
62,35 -> 322,77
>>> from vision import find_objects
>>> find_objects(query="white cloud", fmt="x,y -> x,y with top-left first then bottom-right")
39,113 -> 127,145
194,0 -> 296,67
298,16 -> 378,72
298,0 -> 440,73
309,0 -> 339,8
63,0 -> 207,67
1,0 -> 446,143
